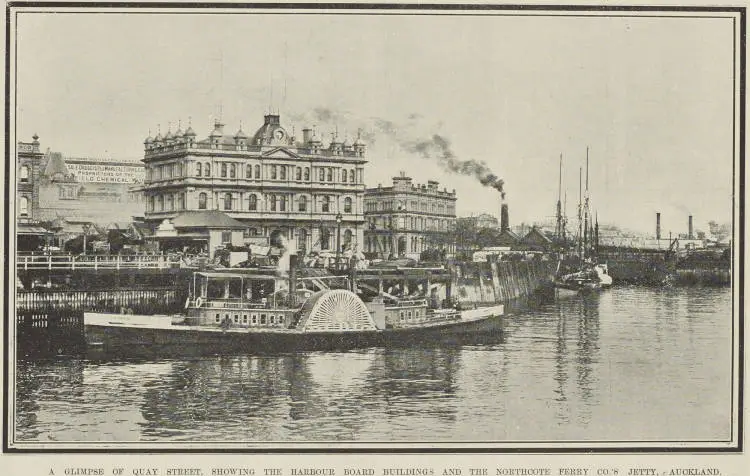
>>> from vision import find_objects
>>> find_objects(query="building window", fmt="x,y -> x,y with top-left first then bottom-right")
280,166 -> 287,180
270,194 -> 277,212
19,196 -> 28,216
342,170 -> 347,183
297,228 -> 307,251
246,164 -> 252,179
230,163 -> 236,178
304,167 -> 310,181
279,195 -> 287,212
196,162 -> 202,177
178,193 -> 185,210
224,192 -> 232,210
319,168 -> 325,182
343,229 -> 352,248
349,170 -> 355,183
165,165 -> 172,179
327,168 -> 333,181
166,194 -> 174,211
271,165 -> 277,180
221,163 -> 227,178
322,196 -> 330,213
296,167 -> 302,181
344,197 -> 352,213
149,196 -> 155,212
320,228 -> 331,250
157,195 -> 164,211
221,231 -> 232,244
298,195 -> 307,212
20,165 -> 29,183
254,165 -> 260,179
198,192 -> 207,210
204,163 -> 211,177
248,194 -> 257,211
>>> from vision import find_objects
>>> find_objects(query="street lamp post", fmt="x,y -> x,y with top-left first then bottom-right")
335,213 -> 343,270
82,223 -> 92,256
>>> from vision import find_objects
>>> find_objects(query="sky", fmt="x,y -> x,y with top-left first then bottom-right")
14,9 -> 736,235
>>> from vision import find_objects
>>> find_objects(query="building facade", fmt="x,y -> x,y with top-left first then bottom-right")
141,114 -> 367,256
17,135 -> 44,226
363,173 -> 457,260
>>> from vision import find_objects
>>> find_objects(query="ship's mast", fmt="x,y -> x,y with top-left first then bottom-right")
583,147 -> 590,260
555,153 -> 564,244
578,166 -> 583,261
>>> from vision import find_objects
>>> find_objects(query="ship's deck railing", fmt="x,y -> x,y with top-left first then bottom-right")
16,253 -> 186,271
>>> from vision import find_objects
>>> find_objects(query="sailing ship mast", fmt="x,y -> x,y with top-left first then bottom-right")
578,166 -> 583,261
555,153 -> 565,245
583,147 -> 590,260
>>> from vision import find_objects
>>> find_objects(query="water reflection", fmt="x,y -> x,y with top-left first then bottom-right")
14,287 -> 732,442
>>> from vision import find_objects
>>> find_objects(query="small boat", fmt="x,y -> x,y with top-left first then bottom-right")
84,262 -> 504,357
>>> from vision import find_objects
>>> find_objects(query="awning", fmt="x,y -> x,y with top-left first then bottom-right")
17,225 -> 52,235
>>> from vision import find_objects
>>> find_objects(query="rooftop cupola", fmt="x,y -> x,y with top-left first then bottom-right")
234,121 -> 248,150
209,119 -> 224,149
353,130 -> 366,157
153,126 -> 163,145
144,129 -> 153,147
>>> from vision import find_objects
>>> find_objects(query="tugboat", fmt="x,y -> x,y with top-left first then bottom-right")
84,255 -> 504,357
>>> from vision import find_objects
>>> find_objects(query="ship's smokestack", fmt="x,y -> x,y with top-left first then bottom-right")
500,193 -> 509,232
688,215 -> 693,240
656,212 -> 661,240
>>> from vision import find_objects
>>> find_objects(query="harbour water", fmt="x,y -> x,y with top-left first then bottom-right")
14,286 -> 733,443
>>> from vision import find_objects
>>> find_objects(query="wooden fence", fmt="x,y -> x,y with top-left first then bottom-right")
16,287 -> 187,314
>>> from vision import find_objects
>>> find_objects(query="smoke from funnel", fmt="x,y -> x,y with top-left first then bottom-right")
403,134 -> 505,194
289,108 -> 505,193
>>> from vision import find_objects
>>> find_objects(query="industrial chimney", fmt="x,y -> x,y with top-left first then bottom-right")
500,195 -> 509,232
656,212 -> 661,240
688,215 -> 694,240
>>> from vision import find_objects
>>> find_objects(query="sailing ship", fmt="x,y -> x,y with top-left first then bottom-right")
553,149 -> 612,295
84,255 -> 505,357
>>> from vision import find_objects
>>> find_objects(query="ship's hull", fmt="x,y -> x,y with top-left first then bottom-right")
84,309 -> 504,358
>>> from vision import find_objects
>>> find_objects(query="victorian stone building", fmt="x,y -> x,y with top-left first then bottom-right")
141,114 -> 367,257
363,173 -> 457,260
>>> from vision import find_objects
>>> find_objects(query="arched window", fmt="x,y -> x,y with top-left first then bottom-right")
149,196 -> 155,212
246,165 -> 252,179
157,195 -> 164,211
224,192 -> 232,210
196,162 -> 202,177
221,163 -> 228,178
20,165 -> 29,183
279,195 -> 287,212
166,194 -> 174,211
319,168 -> 325,181
342,170 -> 347,183
198,192 -> 207,210
248,194 -> 257,211
269,194 -> 277,211
229,163 -> 236,178
344,197 -> 352,213
271,165 -> 278,180
296,167 -> 302,181
343,229 -> 353,248
349,170 -> 355,184
327,168 -> 333,181
322,196 -> 330,213
254,165 -> 260,179
19,196 -> 28,216
304,167 -> 310,181
204,163 -> 211,177
298,195 -> 307,212
280,166 -> 287,180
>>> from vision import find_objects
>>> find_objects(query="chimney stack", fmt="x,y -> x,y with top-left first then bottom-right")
688,215 -> 693,240
500,197 -> 509,232
656,212 -> 661,240
302,128 -> 312,144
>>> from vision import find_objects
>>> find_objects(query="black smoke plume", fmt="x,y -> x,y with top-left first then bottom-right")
404,134 -> 505,195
